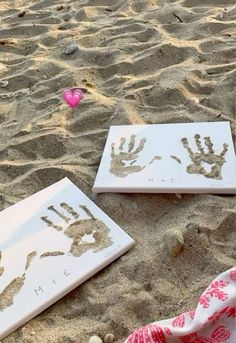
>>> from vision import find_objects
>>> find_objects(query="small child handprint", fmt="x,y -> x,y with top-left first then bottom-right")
181,134 -> 228,180
110,134 -> 161,177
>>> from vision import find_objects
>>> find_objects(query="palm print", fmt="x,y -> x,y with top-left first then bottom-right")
181,134 -> 228,180
110,134 -> 161,177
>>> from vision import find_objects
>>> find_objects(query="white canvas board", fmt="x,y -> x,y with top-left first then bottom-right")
0,178 -> 134,340
93,122 -> 236,194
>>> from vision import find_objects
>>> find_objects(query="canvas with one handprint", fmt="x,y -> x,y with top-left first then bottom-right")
0,178 -> 134,340
93,122 -> 236,194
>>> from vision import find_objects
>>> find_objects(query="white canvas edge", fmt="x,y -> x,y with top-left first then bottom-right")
92,185 -> 236,194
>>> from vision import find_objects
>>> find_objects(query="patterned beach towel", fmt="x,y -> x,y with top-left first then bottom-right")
125,267 -> 236,343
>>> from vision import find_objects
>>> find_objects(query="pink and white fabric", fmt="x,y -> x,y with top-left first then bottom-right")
125,267 -> 236,343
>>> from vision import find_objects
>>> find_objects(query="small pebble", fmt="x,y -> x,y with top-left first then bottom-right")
1,94 -> 10,98
104,333 -> 114,343
186,222 -> 200,233
58,25 -> 67,30
89,336 -> 103,343
63,14 -> 71,22
0,81 -> 8,88
64,44 -> 78,55
17,11 -> 26,17
162,229 -> 184,257
59,337 -> 74,343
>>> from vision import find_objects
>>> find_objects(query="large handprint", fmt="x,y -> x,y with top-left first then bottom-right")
110,134 -> 161,177
181,134 -> 228,180
41,204 -> 113,257
0,203 -> 112,311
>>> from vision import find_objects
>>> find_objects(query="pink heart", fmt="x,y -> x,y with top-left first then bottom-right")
63,88 -> 84,108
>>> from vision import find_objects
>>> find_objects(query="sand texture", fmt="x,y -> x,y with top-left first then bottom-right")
0,0 -> 235,342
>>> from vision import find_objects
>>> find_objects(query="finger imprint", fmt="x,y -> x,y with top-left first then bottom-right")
204,136 -> 214,154
128,134 -> 136,153
119,137 -> 126,151
134,137 -> 146,154
194,134 -> 204,153
111,143 -> 115,157
220,143 -> 228,157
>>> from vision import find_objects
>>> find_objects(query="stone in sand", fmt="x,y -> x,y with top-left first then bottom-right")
89,336 -> 103,343
0,81 -> 8,88
186,222 -> 200,233
161,229 -> 184,257
64,44 -> 78,55
104,333 -> 115,343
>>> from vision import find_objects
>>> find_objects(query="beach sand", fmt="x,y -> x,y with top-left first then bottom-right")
0,0 -> 235,342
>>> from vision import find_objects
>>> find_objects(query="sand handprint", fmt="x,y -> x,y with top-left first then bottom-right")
110,134 -> 161,177
42,204 -> 113,257
0,203 -> 112,311
181,134 -> 228,180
